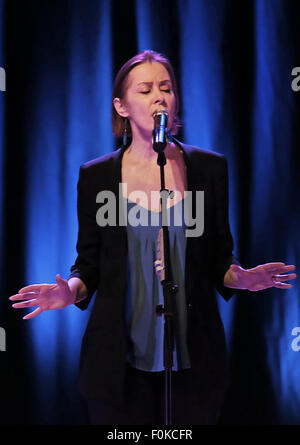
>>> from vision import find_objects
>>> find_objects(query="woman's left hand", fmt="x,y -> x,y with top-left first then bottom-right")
224,262 -> 297,292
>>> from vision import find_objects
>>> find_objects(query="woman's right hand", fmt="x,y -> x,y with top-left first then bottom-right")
9,274 -> 75,320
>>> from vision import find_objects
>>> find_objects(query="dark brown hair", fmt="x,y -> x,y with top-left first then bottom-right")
111,50 -> 181,138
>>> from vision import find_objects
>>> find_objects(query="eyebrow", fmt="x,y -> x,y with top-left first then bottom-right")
136,80 -> 172,86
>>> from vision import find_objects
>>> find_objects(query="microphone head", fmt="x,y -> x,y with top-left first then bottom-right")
152,108 -> 169,120
152,109 -> 169,153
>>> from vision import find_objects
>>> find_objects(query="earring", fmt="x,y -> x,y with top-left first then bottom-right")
122,118 -> 128,147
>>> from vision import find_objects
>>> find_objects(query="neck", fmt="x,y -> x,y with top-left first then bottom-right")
126,131 -> 156,161
125,131 -> 177,163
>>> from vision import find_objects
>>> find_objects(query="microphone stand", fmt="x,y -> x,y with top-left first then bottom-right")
153,124 -> 178,426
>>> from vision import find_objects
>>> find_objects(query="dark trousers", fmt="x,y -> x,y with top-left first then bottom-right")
86,363 -> 225,425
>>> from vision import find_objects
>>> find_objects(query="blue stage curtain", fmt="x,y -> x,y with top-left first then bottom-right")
1,0 -> 300,425
0,0 -> 4,294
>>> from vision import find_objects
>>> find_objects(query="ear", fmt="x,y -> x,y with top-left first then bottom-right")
113,97 -> 129,118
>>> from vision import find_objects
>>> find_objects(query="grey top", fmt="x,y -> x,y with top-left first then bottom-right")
123,195 -> 191,372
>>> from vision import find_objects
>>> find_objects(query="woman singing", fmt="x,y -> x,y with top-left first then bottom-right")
10,50 -> 296,425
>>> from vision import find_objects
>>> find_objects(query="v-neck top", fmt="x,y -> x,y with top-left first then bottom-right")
122,195 -> 191,372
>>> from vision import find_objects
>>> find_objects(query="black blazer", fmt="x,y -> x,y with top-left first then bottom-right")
69,140 -> 239,403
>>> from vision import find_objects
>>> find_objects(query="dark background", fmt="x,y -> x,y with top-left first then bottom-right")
0,0 -> 300,425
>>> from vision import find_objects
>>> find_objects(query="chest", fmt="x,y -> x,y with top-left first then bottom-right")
121,155 -> 187,211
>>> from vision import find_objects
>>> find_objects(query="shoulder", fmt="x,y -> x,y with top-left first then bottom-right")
76,148 -> 123,192
174,139 -> 228,169
80,147 -> 123,174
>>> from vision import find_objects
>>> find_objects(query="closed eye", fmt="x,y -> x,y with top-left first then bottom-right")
140,89 -> 171,94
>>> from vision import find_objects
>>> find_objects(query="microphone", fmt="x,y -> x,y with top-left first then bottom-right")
152,109 -> 168,153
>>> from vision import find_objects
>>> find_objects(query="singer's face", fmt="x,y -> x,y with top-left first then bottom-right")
119,62 -> 176,138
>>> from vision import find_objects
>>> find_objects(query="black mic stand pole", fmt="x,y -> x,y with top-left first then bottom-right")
153,126 -> 178,426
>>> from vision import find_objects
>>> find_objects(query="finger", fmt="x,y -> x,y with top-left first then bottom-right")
273,273 -> 297,282
12,299 -> 38,309
56,274 -> 68,288
273,282 -> 293,289
23,307 -> 43,320
10,292 -> 39,301
264,263 -> 286,272
271,265 -> 296,274
19,284 -> 45,293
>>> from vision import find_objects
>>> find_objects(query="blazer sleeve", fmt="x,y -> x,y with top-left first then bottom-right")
68,165 -> 100,310
212,155 -> 240,301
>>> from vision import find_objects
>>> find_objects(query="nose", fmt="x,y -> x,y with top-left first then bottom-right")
153,89 -> 167,107
154,96 -> 166,107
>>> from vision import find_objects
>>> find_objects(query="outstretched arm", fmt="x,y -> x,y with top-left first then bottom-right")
224,262 -> 296,292
9,275 -> 88,319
